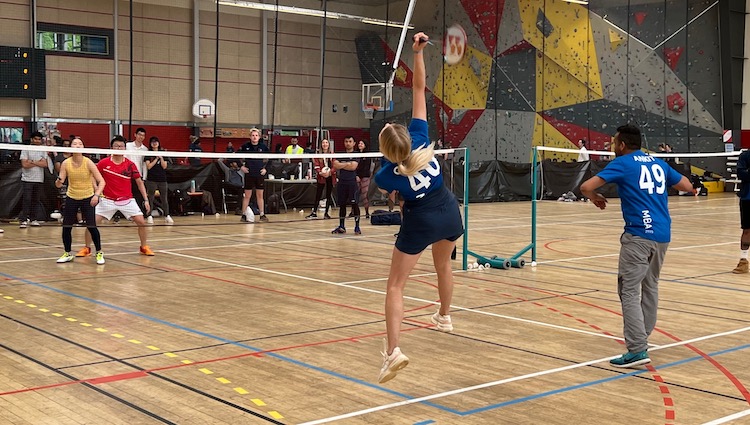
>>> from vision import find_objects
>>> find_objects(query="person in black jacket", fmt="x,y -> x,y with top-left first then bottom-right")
239,128 -> 270,222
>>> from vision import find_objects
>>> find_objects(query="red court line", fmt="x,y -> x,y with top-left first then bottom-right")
0,324 -> 431,397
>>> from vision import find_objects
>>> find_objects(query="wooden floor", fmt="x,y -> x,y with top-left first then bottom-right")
1,194 -> 749,425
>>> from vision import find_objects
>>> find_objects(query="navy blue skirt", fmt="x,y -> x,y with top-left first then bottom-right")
395,185 -> 464,255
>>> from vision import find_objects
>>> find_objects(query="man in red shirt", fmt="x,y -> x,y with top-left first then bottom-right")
76,136 -> 154,263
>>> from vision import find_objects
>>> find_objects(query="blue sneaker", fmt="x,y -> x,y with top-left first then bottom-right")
610,350 -> 650,368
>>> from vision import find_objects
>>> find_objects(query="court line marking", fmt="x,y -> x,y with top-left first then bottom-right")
161,251 -> 632,344
298,325 -> 750,425
702,408 -> 750,425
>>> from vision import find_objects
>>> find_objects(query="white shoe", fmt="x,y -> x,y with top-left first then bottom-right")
146,216 -> 154,224
0,228 -> 3,233
378,339 -> 409,383
56,252 -> 74,263
95,251 -> 105,265
19,220 -> 28,229
165,215 -> 174,224
431,311 -> 454,332
30,220 -> 41,227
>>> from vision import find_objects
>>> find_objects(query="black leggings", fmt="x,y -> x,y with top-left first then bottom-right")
62,196 -> 101,252
313,177 -> 334,214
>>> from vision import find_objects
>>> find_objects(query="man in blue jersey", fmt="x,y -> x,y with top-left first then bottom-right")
581,124 -> 694,368
733,149 -> 750,273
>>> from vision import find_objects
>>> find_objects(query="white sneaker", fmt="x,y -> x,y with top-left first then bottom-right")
95,251 -> 105,265
146,216 -> 154,224
30,220 -> 41,227
431,311 -> 454,332
378,339 -> 409,383
165,215 -> 174,224
19,220 -> 28,229
0,228 -> 4,233
56,252 -> 74,263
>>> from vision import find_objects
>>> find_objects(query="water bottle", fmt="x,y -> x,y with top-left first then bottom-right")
190,180 -> 196,192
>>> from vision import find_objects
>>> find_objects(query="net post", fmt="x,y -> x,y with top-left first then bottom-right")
462,147 -> 470,271
531,146 -> 538,263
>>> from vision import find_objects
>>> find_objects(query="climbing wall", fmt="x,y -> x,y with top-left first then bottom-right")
357,0 -> 724,162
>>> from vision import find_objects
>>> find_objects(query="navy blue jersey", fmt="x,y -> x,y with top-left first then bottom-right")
596,151 -> 684,243
737,150 -> 750,200
374,118 -> 442,201
336,153 -> 358,183
240,142 -> 270,177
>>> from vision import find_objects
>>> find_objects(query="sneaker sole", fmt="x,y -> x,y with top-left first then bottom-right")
732,269 -> 748,274
57,258 -> 74,263
610,358 -> 651,368
431,315 -> 454,332
378,357 -> 409,383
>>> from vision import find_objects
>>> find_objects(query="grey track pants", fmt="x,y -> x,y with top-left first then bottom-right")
618,232 -> 668,353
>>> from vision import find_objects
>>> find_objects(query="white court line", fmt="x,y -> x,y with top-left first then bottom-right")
702,409 -> 750,425
299,325 -> 750,425
162,251 -> 634,344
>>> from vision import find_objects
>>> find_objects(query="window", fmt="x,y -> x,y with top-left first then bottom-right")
36,23 -> 113,59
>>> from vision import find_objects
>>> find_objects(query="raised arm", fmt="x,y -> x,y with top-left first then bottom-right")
411,32 -> 427,121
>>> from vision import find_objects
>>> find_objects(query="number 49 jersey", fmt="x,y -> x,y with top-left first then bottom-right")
596,150 -> 684,243
374,118 -> 443,202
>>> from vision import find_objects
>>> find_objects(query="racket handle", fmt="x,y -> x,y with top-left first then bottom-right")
418,36 -> 428,44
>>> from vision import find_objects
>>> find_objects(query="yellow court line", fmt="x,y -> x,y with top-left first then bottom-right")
233,387 -> 249,395
146,345 -> 160,351
164,352 -> 178,358
199,368 -> 213,375
269,411 -> 283,419
51,313 -> 63,317
26,304 -> 36,308
216,377 -> 231,384
66,318 -> 77,322
128,339 -> 142,344
251,399 -> 266,407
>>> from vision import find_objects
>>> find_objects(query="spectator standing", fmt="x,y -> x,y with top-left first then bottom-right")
144,136 -> 173,225
356,140 -> 373,219
19,131 -> 48,228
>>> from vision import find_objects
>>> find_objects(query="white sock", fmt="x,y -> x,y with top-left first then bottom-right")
741,250 -> 748,259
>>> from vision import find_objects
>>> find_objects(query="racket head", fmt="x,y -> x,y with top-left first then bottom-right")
443,24 -> 467,66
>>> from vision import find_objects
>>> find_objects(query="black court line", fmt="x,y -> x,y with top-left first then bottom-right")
0,342 -> 176,424
0,313 -> 285,425
576,293 -> 750,322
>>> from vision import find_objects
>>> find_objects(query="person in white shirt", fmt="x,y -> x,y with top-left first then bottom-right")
125,127 -> 149,212
19,131 -> 48,228
577,139 -> 590,162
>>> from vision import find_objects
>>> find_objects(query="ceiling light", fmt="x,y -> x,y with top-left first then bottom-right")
217,0 -> 412,29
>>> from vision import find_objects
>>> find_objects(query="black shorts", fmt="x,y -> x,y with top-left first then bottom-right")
337,180 -> 358,204
395,185 -> 464,255
244,175 -> 265,190
741,200 -> 750,229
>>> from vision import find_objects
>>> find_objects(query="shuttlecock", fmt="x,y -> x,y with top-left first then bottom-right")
472,262 -> 479,269
531,261 -> 537,267
484,263 -> 491,269
478,265 -> 485,271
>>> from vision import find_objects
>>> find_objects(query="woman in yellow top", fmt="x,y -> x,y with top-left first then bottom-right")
54,138 -> 106,264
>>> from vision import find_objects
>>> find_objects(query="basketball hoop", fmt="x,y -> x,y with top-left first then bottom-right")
363,104 -> 378,120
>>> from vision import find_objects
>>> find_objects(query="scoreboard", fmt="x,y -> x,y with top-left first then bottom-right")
0,45 -> 46,99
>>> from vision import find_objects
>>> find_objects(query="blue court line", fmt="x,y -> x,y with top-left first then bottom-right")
413,420 -> 435,425
3,272 -> 747,419
458,343 -> 750,416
